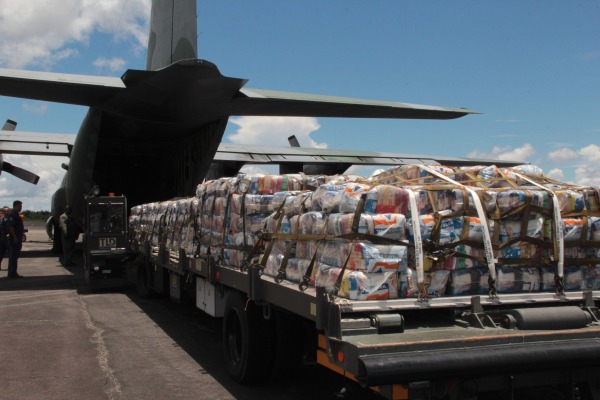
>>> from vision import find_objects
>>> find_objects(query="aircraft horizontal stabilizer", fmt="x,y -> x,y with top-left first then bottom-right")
0,63 -> 476,122
234,88 -> 478,120
0,68 -> 124,107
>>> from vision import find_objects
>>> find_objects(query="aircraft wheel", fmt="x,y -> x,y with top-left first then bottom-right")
222,291 -> 274,383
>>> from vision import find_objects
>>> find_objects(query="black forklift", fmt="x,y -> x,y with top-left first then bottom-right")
83,195 -> 130,286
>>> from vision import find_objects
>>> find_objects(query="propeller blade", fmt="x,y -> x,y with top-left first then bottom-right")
2,119 -> 17,131
2,161 -> 40,184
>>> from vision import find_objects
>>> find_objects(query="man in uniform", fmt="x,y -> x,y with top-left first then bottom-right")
59,205 -> 78,266
7,200 -> 24,278
0,205 -> 10,270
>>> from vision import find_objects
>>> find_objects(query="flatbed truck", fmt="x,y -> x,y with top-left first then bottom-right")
123,167 -> 600,400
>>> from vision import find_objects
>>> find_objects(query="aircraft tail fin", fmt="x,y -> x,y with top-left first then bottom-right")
146,0 -> 198,71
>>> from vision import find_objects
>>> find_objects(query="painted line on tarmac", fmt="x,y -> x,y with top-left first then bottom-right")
76,294 -> 123,400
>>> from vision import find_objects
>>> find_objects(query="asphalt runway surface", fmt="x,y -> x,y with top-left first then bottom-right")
0,222 -> 382,400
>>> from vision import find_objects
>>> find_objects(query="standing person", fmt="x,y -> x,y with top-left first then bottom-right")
0,206 -> 10,270
59,205 -> 78,266
7,200 -> 24,278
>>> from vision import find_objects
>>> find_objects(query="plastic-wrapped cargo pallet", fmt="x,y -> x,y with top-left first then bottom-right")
372,164 -> 600,297
129,165 -> 600,301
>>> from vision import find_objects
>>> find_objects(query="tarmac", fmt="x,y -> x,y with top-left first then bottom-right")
0,222 -> 380,400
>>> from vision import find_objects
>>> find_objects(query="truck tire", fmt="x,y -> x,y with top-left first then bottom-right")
136,262 -> 153,298
222,291 -> 274,383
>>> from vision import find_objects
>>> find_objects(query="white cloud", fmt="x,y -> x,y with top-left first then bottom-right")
0,0 -> 150,69
93,57 -> 127,72
239,164 -> 278,175
0,154 -> 68,211
546,168 -> 564,181
546,144 -> 600,185
547,147 -> 578,163
579,144 -> 600,161
345,165 -> 385,177
544,144 -> 600,186
467,143 -> 535,162
574,165 -> 600,187
21,102 -> 49,115
572,144 -> 600,186
227,116 -> 327,148
468,143 -> 600,186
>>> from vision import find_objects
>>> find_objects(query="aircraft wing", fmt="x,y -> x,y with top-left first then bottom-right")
214,143 -> 518,168
0,68 -> 124,106
0,130 -> 75,156
233,88 -> 477,120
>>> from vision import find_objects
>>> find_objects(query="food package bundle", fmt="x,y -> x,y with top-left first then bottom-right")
449,266 -> 542,295
316,240 -> 408,273
229,193 -> 275,215
326,213 -> 406,240
150,201 -> 171,247
310,183 -> 351,213
242,174 -> 304,195
282,192 -> 313,216
408,212 -> 484,245
172,198 -> 194,253
398,267 -> 450,298
540,265 -> 600,291
131,202 -> 157,243
346,242 -> 408,272
165,200 -> 181,250
374,165 -> 455,185
453,165 -> 513,188
447,267 -> 490,296
496,217 -> 545,261
223,248 -> 247,268
129,205 -> 143,241
552,217 -> 600,262
364,185 -> 410,215
444,244 -> 487,270
284,258 -> 315,283
495,266 -> 541,293
181,198 -> 200,255
494,190 -> 550,220
315,264 -> 399,300
480,189 -> 551,264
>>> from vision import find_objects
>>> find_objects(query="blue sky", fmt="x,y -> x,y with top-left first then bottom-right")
1,0 -> 599,210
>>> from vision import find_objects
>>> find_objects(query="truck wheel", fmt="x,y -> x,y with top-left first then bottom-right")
136,262 -> 153,298
222,291 -> 274,383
